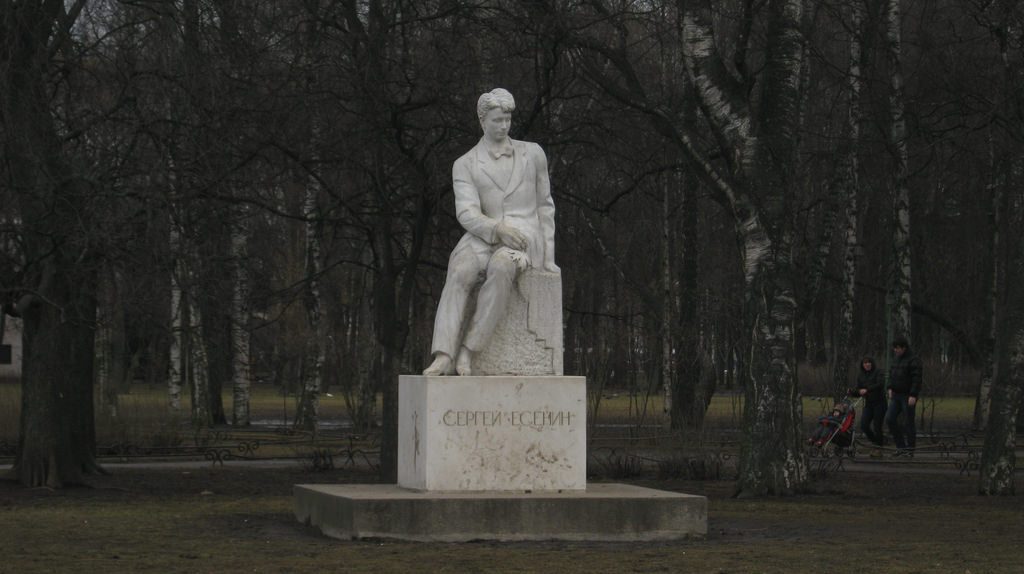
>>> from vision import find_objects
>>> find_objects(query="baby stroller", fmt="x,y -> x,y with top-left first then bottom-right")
807,397 -> 861,458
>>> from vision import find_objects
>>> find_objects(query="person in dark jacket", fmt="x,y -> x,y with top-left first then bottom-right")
849,356 -> 885,451
885,337 -> 923,456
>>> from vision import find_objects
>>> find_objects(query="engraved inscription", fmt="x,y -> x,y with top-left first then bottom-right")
441,410 -> 576,427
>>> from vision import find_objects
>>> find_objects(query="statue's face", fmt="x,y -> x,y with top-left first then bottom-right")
481,108 -> 512,143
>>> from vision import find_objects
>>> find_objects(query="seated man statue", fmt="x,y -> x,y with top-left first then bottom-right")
423,88 -> 559,376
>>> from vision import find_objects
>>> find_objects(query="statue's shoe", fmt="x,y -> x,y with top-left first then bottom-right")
455,347 -> 472,376
423,354 -> 453,376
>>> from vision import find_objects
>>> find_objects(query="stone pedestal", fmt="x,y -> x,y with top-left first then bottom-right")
397,375 -> 585,492
294,375 -> 709,542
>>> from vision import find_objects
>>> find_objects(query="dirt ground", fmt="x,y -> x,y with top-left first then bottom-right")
1,459 -> 1022,574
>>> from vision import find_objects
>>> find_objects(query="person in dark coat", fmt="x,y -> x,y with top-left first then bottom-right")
885,337 -> 923,456
849,356 -> 885,452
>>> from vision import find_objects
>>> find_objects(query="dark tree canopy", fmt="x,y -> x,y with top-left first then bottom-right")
1,0 -> 1022,493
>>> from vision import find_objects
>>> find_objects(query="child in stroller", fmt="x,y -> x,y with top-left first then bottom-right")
807,399 -> 857,448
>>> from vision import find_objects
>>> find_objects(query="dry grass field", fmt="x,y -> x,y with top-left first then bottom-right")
0,380 -> 1015,573
1,463 -> 1021,574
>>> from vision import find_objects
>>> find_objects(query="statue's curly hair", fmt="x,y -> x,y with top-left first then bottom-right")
477,88 -> 515,123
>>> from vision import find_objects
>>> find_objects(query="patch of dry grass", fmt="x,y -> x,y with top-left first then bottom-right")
0,466 -> 1020,573
0,384 -> 368,446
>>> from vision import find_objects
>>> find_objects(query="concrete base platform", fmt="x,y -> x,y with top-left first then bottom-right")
294,483 -> 707,542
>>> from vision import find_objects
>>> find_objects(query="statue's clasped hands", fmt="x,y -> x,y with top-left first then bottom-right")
495,222 -> 527,252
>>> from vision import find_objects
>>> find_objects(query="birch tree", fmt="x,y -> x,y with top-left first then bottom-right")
970,0 -> 1019,430
168,217 -> 185,411
979,180 -> 1023,495
230,212 -> 253,426
187,271 -> 212,425
552,0 -> 811,495
886,0 -> 913,341
975,0 -> 1024,494
295,177 -> 325,431
975,150 -> 1003,430
148,0 -> 215,426
831,0 -> 867,393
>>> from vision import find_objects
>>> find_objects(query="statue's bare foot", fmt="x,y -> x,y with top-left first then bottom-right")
455,346 -> 472,376
423,353 -> 452,376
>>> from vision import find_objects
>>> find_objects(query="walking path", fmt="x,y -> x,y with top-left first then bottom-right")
3,454 -> 1019,476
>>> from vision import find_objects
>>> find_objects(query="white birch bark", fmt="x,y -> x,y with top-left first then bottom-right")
681,10 -> 755,173
187,273 -> 210,425
681,0 -> 808,496
544,0 -> 807,493
168,218 -> 184,412
978,328 -> 1022,495
832,0 -> 865,393
231,212 -> 252,426
156,8 -> 183,413
887,0 -> 913,340
171,212 -> 210,425
979,229 -> 1024,495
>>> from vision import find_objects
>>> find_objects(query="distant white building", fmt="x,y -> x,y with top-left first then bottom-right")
0,315 -> 22,381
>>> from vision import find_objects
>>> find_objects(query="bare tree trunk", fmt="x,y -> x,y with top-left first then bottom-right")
230,213 -> 252,426
339,269 -> 377,432
973,8 -> 1018,428
373,212 -> 401,481
3,0 -> 101,487
652,0 -> 809,494
296,178 -> 324,431
979,211 -> 1024,495
187,281 -> 211,426
832,0 -> 865,393
886,0 -> 913,341
975,150 -> 1004,430
737,0 -> 808,496
94,267 -> 114,417
672,171 -> 707,430
661,181 -> 674,418
356,290 -> 378,432
979,324 -> 1022,495
170,229 -> 213,427
14,264 -> 100,487
374,195 -> 434,482
168,218 -> 185,412
94,264 -> 126,418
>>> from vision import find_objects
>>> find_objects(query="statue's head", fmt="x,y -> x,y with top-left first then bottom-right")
477,88 -> 515,143
477,88 -> 515,123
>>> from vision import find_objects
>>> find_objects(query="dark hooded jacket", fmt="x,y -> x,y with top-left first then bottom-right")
853,356 -> 885,404
888,347 -> 923,398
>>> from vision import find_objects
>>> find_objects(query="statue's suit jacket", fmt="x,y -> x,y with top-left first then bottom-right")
429,137 -> 556,358
449,137 -> 556,270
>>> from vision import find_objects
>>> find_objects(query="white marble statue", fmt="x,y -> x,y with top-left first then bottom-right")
423,88 -> 559,376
